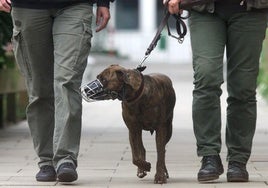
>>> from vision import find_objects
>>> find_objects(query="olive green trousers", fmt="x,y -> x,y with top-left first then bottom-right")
11,3 -> 93,170
189,9 -> 267,163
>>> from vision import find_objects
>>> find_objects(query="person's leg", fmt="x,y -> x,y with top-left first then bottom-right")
52,3 -> 93,181
226,10 -> 268,164
189,11 -> 226,157
189,11 -> 226,182
225,10 -> 268,182
11,8 -> 56,181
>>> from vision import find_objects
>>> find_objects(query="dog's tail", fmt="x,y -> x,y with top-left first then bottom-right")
166,114 -> 173,143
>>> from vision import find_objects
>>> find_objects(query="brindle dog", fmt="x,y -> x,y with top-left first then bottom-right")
87,64 -> 176,184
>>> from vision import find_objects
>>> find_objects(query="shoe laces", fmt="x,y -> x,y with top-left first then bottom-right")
229,161 -> 246,170
59,162 -> 75,170
63,162 -> 74,168
201,155 -> 220,167
40,165 -> 55,172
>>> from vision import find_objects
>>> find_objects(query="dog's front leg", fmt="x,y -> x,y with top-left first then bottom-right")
154,126 -> 169,184
128,129 -> 151,178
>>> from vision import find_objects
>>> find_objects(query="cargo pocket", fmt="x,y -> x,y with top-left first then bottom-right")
73,21 -> 93,73
12,29 -> 32,79
82,22 -> 93,57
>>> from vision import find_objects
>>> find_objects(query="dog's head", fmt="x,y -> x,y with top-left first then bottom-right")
81,64 -> 143,102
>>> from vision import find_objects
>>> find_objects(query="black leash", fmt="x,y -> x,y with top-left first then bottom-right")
136,6 -> 188,72
136,0 -> 215,72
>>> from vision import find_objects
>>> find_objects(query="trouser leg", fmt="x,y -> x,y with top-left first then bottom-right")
189,11 -> 226,156
225,11 -> 268,164
11,8 -> 55,167
11,4 -> 93,169
52,3 -> 93,169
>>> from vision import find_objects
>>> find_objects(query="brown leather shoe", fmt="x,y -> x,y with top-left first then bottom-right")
227,161 -> 249,182
198,155 -> 224,182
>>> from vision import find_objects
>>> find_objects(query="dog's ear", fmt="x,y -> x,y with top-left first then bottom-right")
115,70 -> 130,84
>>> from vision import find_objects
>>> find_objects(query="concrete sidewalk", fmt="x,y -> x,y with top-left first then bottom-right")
0,55 -> 268,187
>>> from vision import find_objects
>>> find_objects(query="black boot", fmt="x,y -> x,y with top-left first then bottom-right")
198,155 -> 224,182
227,161 -> 249,182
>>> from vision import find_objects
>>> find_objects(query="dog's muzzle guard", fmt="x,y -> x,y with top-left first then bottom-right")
81,79 -> 121,102
80,79 -> 107,102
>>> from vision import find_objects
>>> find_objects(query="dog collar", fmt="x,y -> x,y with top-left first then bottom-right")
125,73 -> 144,103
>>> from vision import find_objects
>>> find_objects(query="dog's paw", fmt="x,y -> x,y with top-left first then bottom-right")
154,172 -> 167,184
143,161 -> 151,172
133,160 -> 151,172
137,168 -> 147,178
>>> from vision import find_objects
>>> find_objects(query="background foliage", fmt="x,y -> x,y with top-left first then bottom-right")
257,29 -> 268,101
0,12 -> 13,69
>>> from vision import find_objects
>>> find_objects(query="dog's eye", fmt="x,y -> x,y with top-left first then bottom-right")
100,78 -> 107,85
97,76 -> 104,83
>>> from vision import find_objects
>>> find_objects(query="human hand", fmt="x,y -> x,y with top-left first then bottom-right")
0,0 -> 11,13
95,6 -> 111,32
163,0 -> 182,14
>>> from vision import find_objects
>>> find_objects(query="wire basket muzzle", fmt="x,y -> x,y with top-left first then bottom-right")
80,79 -> 107,102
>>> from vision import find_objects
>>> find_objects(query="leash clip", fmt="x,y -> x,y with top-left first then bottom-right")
136,55 -> 148,72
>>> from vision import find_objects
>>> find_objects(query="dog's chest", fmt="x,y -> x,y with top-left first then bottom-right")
140,107 -> 160,130
122,103 -> 163,131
